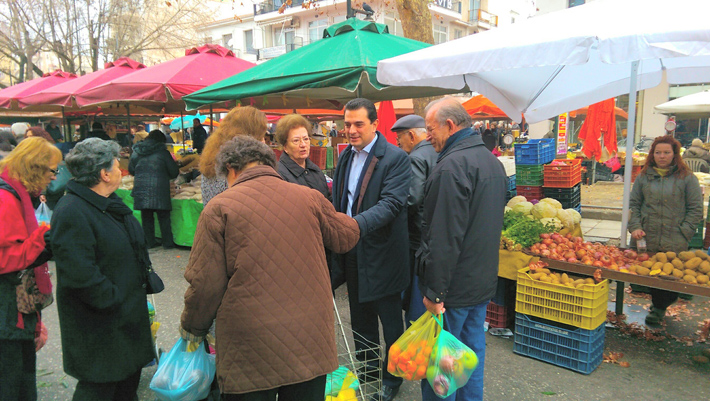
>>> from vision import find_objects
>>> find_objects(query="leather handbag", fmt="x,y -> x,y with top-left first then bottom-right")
145,265 -> 165,295
16,269 -> 54,314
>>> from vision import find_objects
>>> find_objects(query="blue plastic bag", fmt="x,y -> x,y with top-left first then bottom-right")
35,202 -> 51,225
150,338 -> 216,401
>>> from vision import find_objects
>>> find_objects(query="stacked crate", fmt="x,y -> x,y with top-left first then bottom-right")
514,267 -> 608,374
309,146 -> 328,170
543,159 -> 582,213
486,278 -> 516,329
514,139 -> 555,201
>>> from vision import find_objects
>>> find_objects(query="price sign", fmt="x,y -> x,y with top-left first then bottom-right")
557,113 -> 568,155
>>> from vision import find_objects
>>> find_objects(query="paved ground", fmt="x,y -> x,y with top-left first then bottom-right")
36,244 -> 710,401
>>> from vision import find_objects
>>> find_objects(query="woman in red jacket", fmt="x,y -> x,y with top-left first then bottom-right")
0,137 -> 62,401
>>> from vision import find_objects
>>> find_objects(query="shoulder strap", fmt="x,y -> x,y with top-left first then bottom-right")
0,177 -> 20,201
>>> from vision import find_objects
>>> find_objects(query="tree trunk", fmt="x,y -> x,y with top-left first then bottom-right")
395,0 -> 441,117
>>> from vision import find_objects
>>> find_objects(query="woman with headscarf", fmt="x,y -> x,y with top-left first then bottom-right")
0,137 -> 62,400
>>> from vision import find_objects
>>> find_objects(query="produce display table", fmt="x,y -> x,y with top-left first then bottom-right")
115,189 -> 202,247
532,256 -> 710,315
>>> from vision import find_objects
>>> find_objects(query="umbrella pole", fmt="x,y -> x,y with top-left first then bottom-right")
210,105 -> 214,134
181,109 -> 185,153
127,104 -> 131,142
620,61 -> 640,255
61,106 -> 67,142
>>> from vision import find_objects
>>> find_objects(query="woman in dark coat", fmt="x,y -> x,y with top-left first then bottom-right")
275,114 -> 330,200
51,138 -> 154,400
129,130 -> 179,249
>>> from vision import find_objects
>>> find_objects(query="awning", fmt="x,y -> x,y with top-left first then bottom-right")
256,16 -> 292,27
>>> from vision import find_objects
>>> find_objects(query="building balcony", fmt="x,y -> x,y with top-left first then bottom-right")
257,37 -> 303,60
468,8 -> 498,30
254,0 -> 305,16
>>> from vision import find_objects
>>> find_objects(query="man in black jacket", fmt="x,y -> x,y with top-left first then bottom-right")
331,98 -> 411,401
418,97 -> 507,401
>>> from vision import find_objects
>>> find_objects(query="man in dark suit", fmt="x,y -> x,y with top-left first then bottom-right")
331,98 -> 411,401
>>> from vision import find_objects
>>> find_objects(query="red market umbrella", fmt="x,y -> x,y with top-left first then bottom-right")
18,58 -> 145,109
0,70 -> 77,109
75,44 -> 255,111
377,100 -> 397,145
578,98 -> 618,161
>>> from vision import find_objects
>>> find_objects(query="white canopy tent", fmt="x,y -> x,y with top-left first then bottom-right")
655,90 -> 710,117
377,0 -> 710,246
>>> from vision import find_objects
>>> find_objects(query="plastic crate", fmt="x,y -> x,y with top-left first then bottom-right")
515,267 -> 609,330
544,159 -> 582,188
516,185 -> 545,201
690,222 -> 704,249
543,183 -> 581,200
516,164 -> 545,186
326,146 -> 334,169
514,139 -> 556,165
507,175 -> 516,191
309,146 -> 327,170
486,302 -> 514,329
492,278 -> 516,306
514,313 -> 604,374
506,189 -> 517,202
559,197 -> 581,210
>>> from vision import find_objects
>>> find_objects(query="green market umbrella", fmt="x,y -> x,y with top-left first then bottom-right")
184,18 -> 459,110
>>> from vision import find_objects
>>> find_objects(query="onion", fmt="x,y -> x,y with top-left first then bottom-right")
540,233 -> 551,239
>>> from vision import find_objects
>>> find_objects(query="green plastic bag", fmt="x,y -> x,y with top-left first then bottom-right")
426,317 -> 479,398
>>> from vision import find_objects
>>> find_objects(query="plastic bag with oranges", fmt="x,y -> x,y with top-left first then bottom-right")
387,312 -> 441,380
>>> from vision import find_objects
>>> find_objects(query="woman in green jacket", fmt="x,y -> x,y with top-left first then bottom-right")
628,135 -> 703,325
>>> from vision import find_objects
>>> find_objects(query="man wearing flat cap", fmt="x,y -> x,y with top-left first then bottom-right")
392,114 -> 438,323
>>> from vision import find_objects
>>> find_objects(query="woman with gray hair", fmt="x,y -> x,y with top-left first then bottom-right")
180,136 -> 360,400
50,138 -> 155,400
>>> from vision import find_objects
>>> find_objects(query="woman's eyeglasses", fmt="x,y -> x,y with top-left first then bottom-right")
48,168 -> 59,175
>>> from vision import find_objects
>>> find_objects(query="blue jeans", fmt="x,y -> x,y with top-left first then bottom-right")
421,301 -> 488,401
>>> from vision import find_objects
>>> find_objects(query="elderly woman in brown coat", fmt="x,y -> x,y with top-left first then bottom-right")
180,136 -> 359,401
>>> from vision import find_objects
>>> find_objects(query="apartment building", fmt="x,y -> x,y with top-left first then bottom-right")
200,0 -> 535,64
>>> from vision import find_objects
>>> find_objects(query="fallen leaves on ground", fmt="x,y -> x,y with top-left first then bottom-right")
603,351 -> 630,367
606,311 -> 668,342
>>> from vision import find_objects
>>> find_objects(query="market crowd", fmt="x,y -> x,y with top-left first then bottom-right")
2,95 -> 698,401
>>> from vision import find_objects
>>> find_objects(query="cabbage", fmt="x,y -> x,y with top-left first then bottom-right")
531,202 -> 557,219
512,201 -> 533,215
506,195 -> 527,208
504,206 -> 512,214
539,198 -> 563,210
567,208 -> 582,224
540,217 -> 563,231
556,209 -> 574,228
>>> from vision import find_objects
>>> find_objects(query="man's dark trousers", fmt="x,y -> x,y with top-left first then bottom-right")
344,250 -> 404,388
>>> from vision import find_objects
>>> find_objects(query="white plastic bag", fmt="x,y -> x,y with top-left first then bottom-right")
35,202 -> 51,225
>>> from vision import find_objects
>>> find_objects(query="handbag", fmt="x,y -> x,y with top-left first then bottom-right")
16,268 -> 54,314
145,265 -> 165,295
